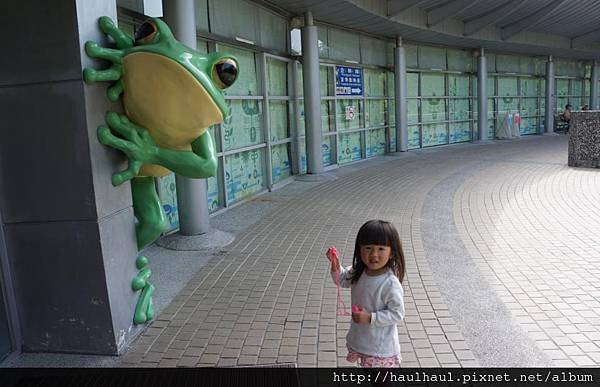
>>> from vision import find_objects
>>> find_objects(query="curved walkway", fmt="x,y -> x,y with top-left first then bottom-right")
119,135 -> 600,367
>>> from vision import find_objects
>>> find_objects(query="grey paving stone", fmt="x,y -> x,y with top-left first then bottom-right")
62,135 -> 595,371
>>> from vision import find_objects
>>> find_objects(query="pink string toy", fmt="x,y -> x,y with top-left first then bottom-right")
328,246 -> 362,317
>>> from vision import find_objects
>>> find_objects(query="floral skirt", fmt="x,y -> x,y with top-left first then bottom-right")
346,346 -> 401,368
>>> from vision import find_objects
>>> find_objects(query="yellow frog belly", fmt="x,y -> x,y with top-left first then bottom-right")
121,52 -> 223,177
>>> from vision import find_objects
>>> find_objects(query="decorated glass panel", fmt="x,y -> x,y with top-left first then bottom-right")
269,101 -> 289,141
225,149 -> 266,204
337,132 -> 362,164
267,59 -> 287,96
271,143 -> 291,184
218,44 -> 258,96
221,100 -> 263,151
336,100 -> 363,131
408,125 -> 420,149
366,128 -> 386,157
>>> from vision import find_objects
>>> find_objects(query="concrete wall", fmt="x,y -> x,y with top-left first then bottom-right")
0,0 -> 141,354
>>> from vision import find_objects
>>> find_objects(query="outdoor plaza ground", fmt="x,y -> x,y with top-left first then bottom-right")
5,134 -> 600,368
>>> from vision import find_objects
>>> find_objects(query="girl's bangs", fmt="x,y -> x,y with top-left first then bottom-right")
357,221 -> 392,246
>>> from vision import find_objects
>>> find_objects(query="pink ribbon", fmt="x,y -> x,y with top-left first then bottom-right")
327,247 -> 358,316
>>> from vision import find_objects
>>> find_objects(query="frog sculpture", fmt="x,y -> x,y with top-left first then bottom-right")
84,16 -> 238,324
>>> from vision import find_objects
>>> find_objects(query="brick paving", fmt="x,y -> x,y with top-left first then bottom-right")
118,134 -> 600,367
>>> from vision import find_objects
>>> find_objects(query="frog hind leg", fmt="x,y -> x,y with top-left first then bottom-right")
131,256 -> 155,324
131,176 -> 168,250
133,283 -> 155,324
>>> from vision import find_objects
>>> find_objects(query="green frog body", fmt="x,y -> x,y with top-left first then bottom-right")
84,17 -> 238,323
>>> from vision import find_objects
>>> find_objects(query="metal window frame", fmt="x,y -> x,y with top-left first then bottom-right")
264,53 -> 296,188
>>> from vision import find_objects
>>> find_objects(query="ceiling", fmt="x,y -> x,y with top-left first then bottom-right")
263,0 -> 600,60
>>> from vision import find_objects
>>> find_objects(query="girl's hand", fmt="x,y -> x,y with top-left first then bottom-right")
352,307 -> 371,324
326,247 -> 340,271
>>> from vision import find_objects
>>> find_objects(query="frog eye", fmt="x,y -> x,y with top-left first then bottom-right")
212,58 -> 238,89
135,21 -> 158,45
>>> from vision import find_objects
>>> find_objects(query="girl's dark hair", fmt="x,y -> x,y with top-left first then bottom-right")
349,219 -> 405,284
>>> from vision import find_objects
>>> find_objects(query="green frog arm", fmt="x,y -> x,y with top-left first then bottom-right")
98,111 -> 217,186
153,129 -> 218,178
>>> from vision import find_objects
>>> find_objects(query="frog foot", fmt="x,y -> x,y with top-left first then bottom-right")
132,256 -> 155,324
83,16 -> 132,100
97,111 -> 159,186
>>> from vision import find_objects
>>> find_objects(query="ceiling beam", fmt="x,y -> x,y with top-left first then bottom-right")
571,27 -> 600,48
387,0 -> 429,18
427,0 -> 483,27
500,0 -> 568,40
463,0 -> 528,36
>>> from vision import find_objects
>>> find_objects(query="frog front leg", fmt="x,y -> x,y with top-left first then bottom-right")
98,111 -> 218,180
83,16 -> 132,101
98,111 -> 218,248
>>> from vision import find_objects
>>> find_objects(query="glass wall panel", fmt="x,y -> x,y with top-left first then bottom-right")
157,173 -> 179,232
421,73 -> 447,146
267,59 -> 287,96
407,100 -> 419,125
449,98 -> 470,121
258,8 -> 287,52
328,28 -> 360,62
418,46 -> 446,70
271,143 -> 291,184
366,128 -> 386,157
408,125 -> 420,149
225,149 -> 266,204
422,123 -> 448,147
322,100 -> 334,133
336,100 -> 363,131
520,77 -> 540,135
387,72 -> 396,151
320,66 -> 333,96
207,175 -> 220,212
571,79 -> 583,109
221,100 -> 263,151
367,100 -> 386,127
448,73 -> 471,142
269,101 -> 288,141
337,132 -> 362,164
556,79 -> 570,114
365,69 -> 385,97
497,77 -> 519,115
322,135 -> 335,166
388,100 -> 396,152
540,80 -> 546,132
218,44 -> 258,96
449,122 -> 471,143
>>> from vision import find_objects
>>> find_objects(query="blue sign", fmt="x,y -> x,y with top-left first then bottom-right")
335,65 -> 363,96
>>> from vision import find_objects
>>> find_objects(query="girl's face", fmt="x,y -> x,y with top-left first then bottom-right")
360,244 -> 391,274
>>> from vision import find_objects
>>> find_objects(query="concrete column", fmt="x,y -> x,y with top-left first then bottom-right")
0,0 -> 141,354
163,0 -> 210,235
591,60 -> 598,110
477,48 -> 488,141
545,56 -> 555,134
394,37 -> 408,152
301,12 -> 324,174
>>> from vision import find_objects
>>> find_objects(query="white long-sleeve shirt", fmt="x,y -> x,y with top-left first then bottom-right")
332,265 -> 405,357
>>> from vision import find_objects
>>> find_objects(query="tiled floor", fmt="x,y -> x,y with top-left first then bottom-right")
119,134 -> 600,367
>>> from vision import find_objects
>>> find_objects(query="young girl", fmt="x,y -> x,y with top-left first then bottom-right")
326,219 -> 406,368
